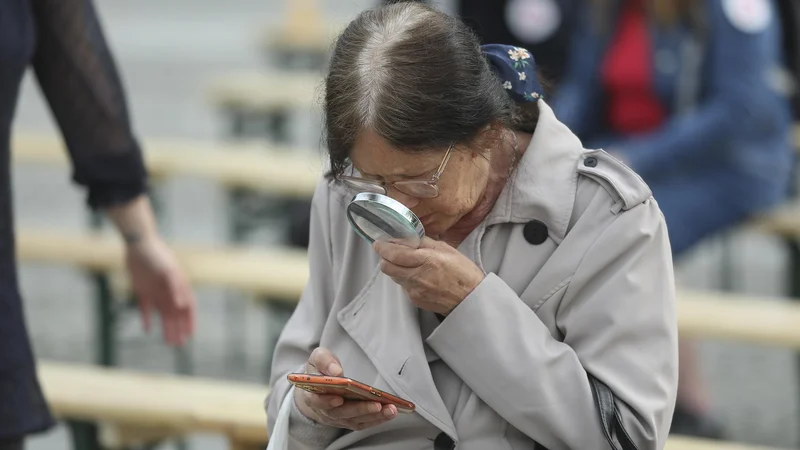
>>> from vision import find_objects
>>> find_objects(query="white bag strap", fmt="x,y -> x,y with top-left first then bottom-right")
266,387 -> 296,450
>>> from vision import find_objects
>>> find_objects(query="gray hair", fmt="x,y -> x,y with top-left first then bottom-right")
323,1 -> 542,178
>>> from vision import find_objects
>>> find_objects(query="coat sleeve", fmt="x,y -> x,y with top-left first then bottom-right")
617,0 -> 789,178
265,179 -> 343,448
30,0 -> 148,209
427,199 -> 678,450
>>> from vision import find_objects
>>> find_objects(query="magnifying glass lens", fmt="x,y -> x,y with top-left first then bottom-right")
346,193 -> 425,248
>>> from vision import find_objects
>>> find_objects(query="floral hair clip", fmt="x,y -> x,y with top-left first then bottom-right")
482,44 -> 543,103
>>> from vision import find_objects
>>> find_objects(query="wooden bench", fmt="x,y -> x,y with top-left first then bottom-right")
39,360 -> 269,450
40,361 -> 788,450
11,132 -> 323,200
205,72 -> 323,141
19,228 -> 800,366
17,229 -> 309,303
18,228 -> 308,375
23,230 -> 799,450
666,436 -> 786,450
751,206 -> 800,238
677,289 -> 800,348
256,0 -> 341,71
13,131 -> 322,244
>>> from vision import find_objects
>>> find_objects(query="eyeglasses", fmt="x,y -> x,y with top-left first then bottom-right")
338,143 -> 454,198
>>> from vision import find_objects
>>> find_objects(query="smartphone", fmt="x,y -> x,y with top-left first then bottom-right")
287,373 -> 416,413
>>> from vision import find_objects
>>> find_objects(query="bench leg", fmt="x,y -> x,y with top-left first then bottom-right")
222,107 -> 290,143
274,49 -> 327,72
784,239 -> 800,449
68,421 -> 101,450
265,110 -> 291,144
93,272 -> 117,367
718,233 -> 736,292
224,190 -> 259,372
786,239 -> 800,298
174,341 -> 194,376
225,294 -> 249,371
87,208 -> 118,369
223,107 -> 248,139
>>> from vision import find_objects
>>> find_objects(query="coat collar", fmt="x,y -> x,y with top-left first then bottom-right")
486,100 -> 585,243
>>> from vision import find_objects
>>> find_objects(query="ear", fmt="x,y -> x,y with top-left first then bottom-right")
479,121 -> 505,142
463,121 -> 502,160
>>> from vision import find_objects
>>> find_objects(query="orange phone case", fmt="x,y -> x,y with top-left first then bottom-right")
287,373 -> 416,413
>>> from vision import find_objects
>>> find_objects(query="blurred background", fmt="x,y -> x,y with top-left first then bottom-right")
8,0 -> 800,449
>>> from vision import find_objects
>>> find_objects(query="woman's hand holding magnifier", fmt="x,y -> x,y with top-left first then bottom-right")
374,236 -> 485,316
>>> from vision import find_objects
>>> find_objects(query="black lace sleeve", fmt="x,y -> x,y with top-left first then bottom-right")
30,0 -> 148,209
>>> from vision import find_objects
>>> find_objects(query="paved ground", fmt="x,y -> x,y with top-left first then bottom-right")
9,0 -> 799,448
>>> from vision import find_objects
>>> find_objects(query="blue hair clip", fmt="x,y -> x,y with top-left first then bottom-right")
481,44 -> 544,102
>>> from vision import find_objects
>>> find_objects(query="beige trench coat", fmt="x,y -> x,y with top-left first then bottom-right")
266,101 -> 678,450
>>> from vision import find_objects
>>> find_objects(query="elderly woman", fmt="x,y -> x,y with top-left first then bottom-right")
265,2 -> 677,449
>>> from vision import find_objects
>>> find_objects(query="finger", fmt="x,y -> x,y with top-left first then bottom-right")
353,404 -> 397,424
308,348 -> 343,376
379,258 -> 417,279
166,278 -> 194,345
373,241 -> 428,268
166,274 -> 188,310
173,307 -> 190,346
304,393 -> 345,411
176,308 -> 191,347
162,305 -> 180,346
418,236 -> 442,249
182,299 -> 195,342
174,277 -> 194,309
324,400 -> 383,420
349,405 -> 398,429
137,295 -> 153,333
179,285 -> 196,341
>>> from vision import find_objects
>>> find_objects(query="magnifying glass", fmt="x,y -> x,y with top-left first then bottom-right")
346,192 -> 425,248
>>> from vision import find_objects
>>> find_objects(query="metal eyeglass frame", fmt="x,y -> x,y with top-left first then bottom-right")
338,143 -> 455,199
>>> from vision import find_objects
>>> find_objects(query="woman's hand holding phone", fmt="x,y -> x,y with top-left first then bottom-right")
293,347 -> 399,431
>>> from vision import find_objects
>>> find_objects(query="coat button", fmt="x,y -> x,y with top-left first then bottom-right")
523,220 -> 548,245
434,432 -> 456,450
584,156 -> 598,167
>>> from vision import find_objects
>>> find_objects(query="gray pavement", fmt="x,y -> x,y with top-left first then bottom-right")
9,0 -> 799,448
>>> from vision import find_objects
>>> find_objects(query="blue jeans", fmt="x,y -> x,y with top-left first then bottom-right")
648,167 -> 790,258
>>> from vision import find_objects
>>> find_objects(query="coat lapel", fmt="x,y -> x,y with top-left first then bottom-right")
337,268 -> 457,438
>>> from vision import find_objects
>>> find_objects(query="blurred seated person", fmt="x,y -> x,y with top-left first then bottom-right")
553,0 -> 793,439
266,2 -> 678,449
455,0 -> 578,84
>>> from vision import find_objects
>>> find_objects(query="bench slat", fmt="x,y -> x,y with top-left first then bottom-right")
16,230 -> 309,303
40,362 -> 787,450
666,436 -> 784,450
17,229 -> 800,348
207,72 -> 323,111
11,133 -> 323,198
38,361 -> 269,444
677,290 -> 800,348
751,206 -> 800,238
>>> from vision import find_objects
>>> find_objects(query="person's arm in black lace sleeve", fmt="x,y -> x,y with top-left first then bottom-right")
29,0 -> 147,209
28,0 -> 197,346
